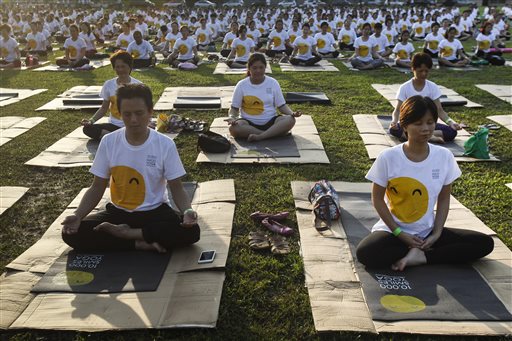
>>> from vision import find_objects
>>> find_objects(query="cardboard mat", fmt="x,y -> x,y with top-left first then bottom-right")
32,59 -> 111,72
353,114 -> 499,162
1,179 -> 236,331
154,86 -> 235,111
36,85 -> 103,111
372,83 -> 483,108
0,186 -> 29,216
279,59 -> 339,72
0,116 -> 47,146
213,61 -> 272,74
231,133 -> 300,158
476,85 -> 512,105
32,250 -> 172,293
196,115 -> 329,164
507,183 -> 512,190
0,61 -> 50,71
487,115 -> 512,132
0,88 -> 47,107
25,119 -> 176,168
285,92 -> 331,104
291,181 -> 512,335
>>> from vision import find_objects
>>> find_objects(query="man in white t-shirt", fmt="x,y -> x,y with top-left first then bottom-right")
166,25 -> 199,68
315,21 -> 339,59
0,24 -> 21,68
62,83 -> 200,253
127,30 -> 155,68
265,19 -> 293,60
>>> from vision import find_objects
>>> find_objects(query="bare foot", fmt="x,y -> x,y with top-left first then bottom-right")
93,222 -> 132,238
135,240 -> 167,253
247,133 -> 263,142
429,136 -> 445,144
391,248 -> 427,271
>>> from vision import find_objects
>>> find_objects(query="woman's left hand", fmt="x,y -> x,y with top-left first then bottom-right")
292,110 -> 302,117
449,121 -> 461,130
181,210 -> 198,228
420,232 -> 441,250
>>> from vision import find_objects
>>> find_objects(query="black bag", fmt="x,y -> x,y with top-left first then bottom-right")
488,55 -> 505,66
197,131 -> 231,153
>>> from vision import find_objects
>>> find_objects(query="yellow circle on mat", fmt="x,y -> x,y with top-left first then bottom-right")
53,271 -> 94,286
380,295 -> 426,313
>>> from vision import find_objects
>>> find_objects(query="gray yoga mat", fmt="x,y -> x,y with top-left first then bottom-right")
231,134 -> 300,158
59,140 -> 99,165
173,97 -> 221,109
32,250 -> 171,293
338,188 -> 512,321
285,92 -> 331,105
377,115 -> 466,157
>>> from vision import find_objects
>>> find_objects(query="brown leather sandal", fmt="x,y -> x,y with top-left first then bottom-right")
248,231 -> 270,250
269,235 -> 290,255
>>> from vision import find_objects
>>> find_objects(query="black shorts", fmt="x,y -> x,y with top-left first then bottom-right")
244,116 -> 279,131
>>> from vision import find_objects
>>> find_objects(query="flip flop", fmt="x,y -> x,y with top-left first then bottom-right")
261,218 -> 294,236
269,235 -> 290,255
248,231 -> 270,250
250,211 -> 289,222
480,124 -> 501,130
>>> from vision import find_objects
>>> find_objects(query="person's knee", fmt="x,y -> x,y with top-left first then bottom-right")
478,234 -> 494,258
289,58 -> 300,65
442,127 -> 457,141
83,124 -> 101,140
356,243 -> 373,267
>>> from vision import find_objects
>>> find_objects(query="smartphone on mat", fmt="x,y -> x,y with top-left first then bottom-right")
198,250 -> 216,264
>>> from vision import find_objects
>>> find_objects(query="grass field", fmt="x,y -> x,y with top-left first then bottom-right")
1,36 -> 511,340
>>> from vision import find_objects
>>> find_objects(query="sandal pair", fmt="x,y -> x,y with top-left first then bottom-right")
248,231 -> 290,255
250,211 -> 294,236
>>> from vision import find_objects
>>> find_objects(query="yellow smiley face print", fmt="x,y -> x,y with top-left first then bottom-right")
259,27 -> 265,33
297,43 -> 309,55
169,39 -> 176,49
52,271 -> 94,286
121,39 -> 129,48
242,95 -> 264,115
386,33 -> 392,43
198,33 -> 206,43
397,49 -> 408,59
68,45 -> 77,58
478,40 -> 490,50
441,46 -> 453,58
317,38 -> 326,49
236,44 -> 246,57
109,95 -> 121,119
386,177 -> 428,223
415,27 -> 422,34
342,35 -> 351,44
28,39 -> 37,49
178,44 -> 189,55
290,35 -> 297,43
381,295 -> 426,313
0,47 -> 8,57
273,36 -> 282,46
110,166 -> 146,210
227,39 -> 233,48
428,40 -> 438,50
359,45 -> 369,57
337,21 -> 344,28
247,34 -> 254,40
131,49 -> 141,59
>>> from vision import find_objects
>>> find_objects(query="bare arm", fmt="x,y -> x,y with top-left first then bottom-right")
168,178 -> 197,227
421,184 -> 451,249
82,99 -> 110,125
391,99 -> 403,126
278,104 -> 302,117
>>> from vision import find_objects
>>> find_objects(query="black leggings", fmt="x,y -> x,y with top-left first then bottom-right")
356,228 -> 494,268
319,51 -> 340,58
290,55 -> 322,66
62,203 -> 200,252
423,48 -> 438,59
83,123 -> 120,141
133,59 -> 152,68
265,47 -> 293,57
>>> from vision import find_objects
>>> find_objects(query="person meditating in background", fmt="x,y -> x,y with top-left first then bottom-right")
390,53 -> 461,144
356,95 -> 493,271
81,51 -> 142,140
226,53 -> 301,142
63,84 -> 200,253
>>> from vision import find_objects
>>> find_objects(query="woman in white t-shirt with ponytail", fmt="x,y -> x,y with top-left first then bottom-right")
438,27 -> 471,67
357,95 -> 493,271
227,53 -> 302,142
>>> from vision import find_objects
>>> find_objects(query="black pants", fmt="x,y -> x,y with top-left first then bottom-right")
62,203 -> 200,252
220,49 -> 231,58
265,47 -> 293,57
423,48 -> 438,59
356,228 -> 493,268
319,50 -> 340,58
133,58 -> 152,68
339,42 -> 355,51
83,123 -> 119,141
290,55 -> 322,66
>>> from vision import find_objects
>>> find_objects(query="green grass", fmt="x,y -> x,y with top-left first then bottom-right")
1,36 -> 511,340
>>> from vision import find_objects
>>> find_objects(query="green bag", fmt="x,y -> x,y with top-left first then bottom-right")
463,127 -> 490,159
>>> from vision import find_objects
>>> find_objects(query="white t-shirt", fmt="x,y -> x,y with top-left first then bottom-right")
268,29 -> 289,50
231,76 -> 286,125
231,37 -> 255,62
293,35 -> 316,60
63,37 -> 86,60
246,28 -> 261,42
127,40 -> 153,59
195,27 -> 213,45
371,34 -> 388,53
173,37 -> 196,60
100,76 -> 142,126
223,32 -> 237,49
0,37 -> 19,62
424,32 -> 442,53
412,22 -> 427,37
366,143 -> 461,238
382,27 -> 398,46
315,32 -> 336,53
116,32 -> 134,50
165,31 -> 182,51
287,28 -> 300,44
90,128 -> 186,212
354,36 -> 376,62
476,32 -> 495,53
338,27 -> 357,45
439,38 -> 463,60
26,32 -> 45,51
79,32 -> 95,50
396,79 -> 442,102
393,41 -> 415,61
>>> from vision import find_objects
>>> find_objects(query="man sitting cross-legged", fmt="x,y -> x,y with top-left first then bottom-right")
62,84 -> 200,253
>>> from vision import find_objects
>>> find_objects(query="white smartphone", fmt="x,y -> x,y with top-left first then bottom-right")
198,250 -> 216,264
